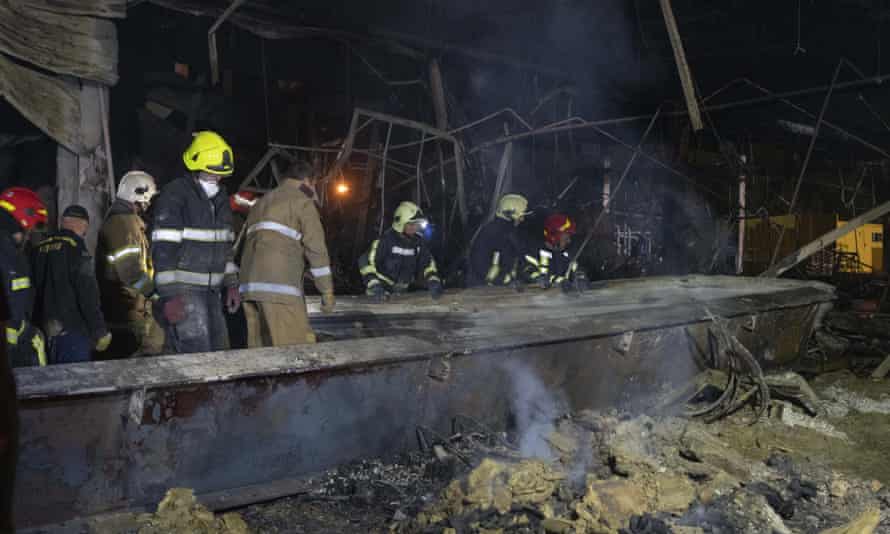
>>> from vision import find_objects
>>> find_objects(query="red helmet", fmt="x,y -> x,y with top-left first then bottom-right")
544,213 -> 576,246
0,187 -> 48,231
229,190 -> 258,214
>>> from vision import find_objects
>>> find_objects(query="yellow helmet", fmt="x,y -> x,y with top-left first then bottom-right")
392,201 -> 427,233
182,131 -> 234,176
495,194 -> 531,223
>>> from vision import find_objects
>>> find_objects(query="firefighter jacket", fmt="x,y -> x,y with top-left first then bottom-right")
523,240 -> 586,285
97,199 -> 154,322
239,179 -> 333,304
31,229 -> 108,343
0,210 -> 34,350
151,176 -> 238,298
358,229 -> 440,291
468,217 -> 525,286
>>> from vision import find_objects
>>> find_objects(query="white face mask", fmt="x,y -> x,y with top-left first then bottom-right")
199,179 -> 220,198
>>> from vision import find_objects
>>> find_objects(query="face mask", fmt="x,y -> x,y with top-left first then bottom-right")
199,179 -> 220,198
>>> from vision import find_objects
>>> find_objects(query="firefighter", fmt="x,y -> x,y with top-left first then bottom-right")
0,187 -> 47,367
468,194 -> 531,288
524,213 -> 591,292
31,205 -> 111,364
359,201 -> 443,301
151,131 -> 241,353
0,286 -> 17,531
97,171 -> 164,358
239,160 -> 335,347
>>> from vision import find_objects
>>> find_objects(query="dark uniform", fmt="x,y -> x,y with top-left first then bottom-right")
0,259 -> 18,531
0,210 -> 42,367
32,229 -> 109,364
151,175 -> 238,353
359,228 -> 440,293
523,241 -> 587,287
97,199 -> 164,358
468,217 -> 525,287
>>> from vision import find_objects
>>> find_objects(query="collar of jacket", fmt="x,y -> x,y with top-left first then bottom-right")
284,178 -> 319,205
188,174 -> 228,203
56,228 -> 86,248
109,198 -> 135,216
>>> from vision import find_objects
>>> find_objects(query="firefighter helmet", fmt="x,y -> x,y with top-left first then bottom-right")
117,171 -> 157,205
230,190 -> 258,214
392,201 -> 427,233
182,131 -> 234,176
544,213 -> 577,247
495,194 -> 531,224
0,187 -> 48,231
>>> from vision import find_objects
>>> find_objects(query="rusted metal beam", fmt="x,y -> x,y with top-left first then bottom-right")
208,0 -> 248,86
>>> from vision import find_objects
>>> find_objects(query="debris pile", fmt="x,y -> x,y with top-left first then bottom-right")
137,488 -> 250,534
394,411 -> 887,533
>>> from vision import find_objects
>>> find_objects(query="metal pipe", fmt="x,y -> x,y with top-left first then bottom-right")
378,123 -> 393,236
208,0 -> 248,85
768,61 -> 843,271
737,168 -> 746,275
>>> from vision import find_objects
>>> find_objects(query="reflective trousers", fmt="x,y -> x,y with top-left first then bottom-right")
157,290 -> 229,354
243,300 -> 315,348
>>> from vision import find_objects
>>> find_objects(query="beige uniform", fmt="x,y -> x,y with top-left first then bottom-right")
239,179 -> 333,347
96,203 -> 164,357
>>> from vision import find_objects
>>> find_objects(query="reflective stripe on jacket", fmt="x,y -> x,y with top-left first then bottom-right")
150,176 -> 237,296
468,217 -> 524,287
239,179 -> 333,304
358,228 -> 440,290
97,199 -> 154,321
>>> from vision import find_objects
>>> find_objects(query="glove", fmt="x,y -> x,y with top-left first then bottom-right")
321,291 -> 336,313
507,278 -> 525,293
31,330 -> 46,367
534,274 -> 551,290
428,280 -> 444,300
95,332 -> 112,352
366,282 -> 388,303
162,295 -> 186,324
226,286 -> 242,313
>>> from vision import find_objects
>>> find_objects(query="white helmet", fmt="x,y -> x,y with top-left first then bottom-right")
117,171 -> 157,205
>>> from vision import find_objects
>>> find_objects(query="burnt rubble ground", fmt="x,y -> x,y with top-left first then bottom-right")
76,368 -> 890,534
233,370 -> 890,534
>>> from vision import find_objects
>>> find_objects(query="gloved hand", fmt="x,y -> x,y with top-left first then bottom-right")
321,291 -> 336,313
507,278 -> 525,293
226,286 -> 241,313
367,283 -> 388,303
162,295 -> 186,324
534,274 -> 551,290
31,330 -> 46,367
428,280 -> 444,300
95,332 -> 112,352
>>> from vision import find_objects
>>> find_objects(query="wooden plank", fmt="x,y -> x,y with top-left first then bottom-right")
762,200 -> 890,277
198,477 -> 314,511
0,53 -> 83,153
870,353 -> 890,379
659,0 -> 703,131
429,59 -> 448,130
13,0 -> 126,18
0,2 -> 118,84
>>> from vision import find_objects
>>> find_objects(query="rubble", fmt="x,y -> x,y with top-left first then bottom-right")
137,488 -> 250,534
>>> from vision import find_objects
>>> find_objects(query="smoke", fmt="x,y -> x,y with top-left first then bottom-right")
502,360 -> 568,460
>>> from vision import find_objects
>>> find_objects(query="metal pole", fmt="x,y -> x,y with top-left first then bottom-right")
208,0 -> 248,86
378,123 -> 393,236
737,166 -> 746,274
768,61 -> 843,271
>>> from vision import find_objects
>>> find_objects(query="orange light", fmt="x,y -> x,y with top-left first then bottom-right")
335,182 -> 350,195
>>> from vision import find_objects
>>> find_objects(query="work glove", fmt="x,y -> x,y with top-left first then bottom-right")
507,278 -> 525,293
428,280 -> 444,300
321,291 -> 336,313
367,282 -> 388,303
534,274 -> 551,290
95,332 -> 112,352
162,295 -> 187,324
31,329 -> 46,367
226,286 -> 242,313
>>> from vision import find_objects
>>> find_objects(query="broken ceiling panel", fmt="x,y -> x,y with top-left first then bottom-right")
9,0 -> 126,19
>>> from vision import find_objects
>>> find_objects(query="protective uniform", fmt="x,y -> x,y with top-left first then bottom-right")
0,187 -> 47,367
32,218 -> 110,364
0,285 -> 18,531
239,177 -> 333,347
359,202 -> 442,299
524,213 -> 589,291
467,194 -> 531,287
97,172 -> 164,358
151,132 -> 239,353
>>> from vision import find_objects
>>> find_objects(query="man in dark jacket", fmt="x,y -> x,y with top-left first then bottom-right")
523,213 -> 591,292
32,205 -> 111,364
0,186 -> 48,367
358,201 -> 443,301
151,131 -> 240,354
467,194 -> 530,287
0,231 -> 18,531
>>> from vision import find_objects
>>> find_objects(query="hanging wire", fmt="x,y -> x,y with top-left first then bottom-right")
261,37 -> 271,144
